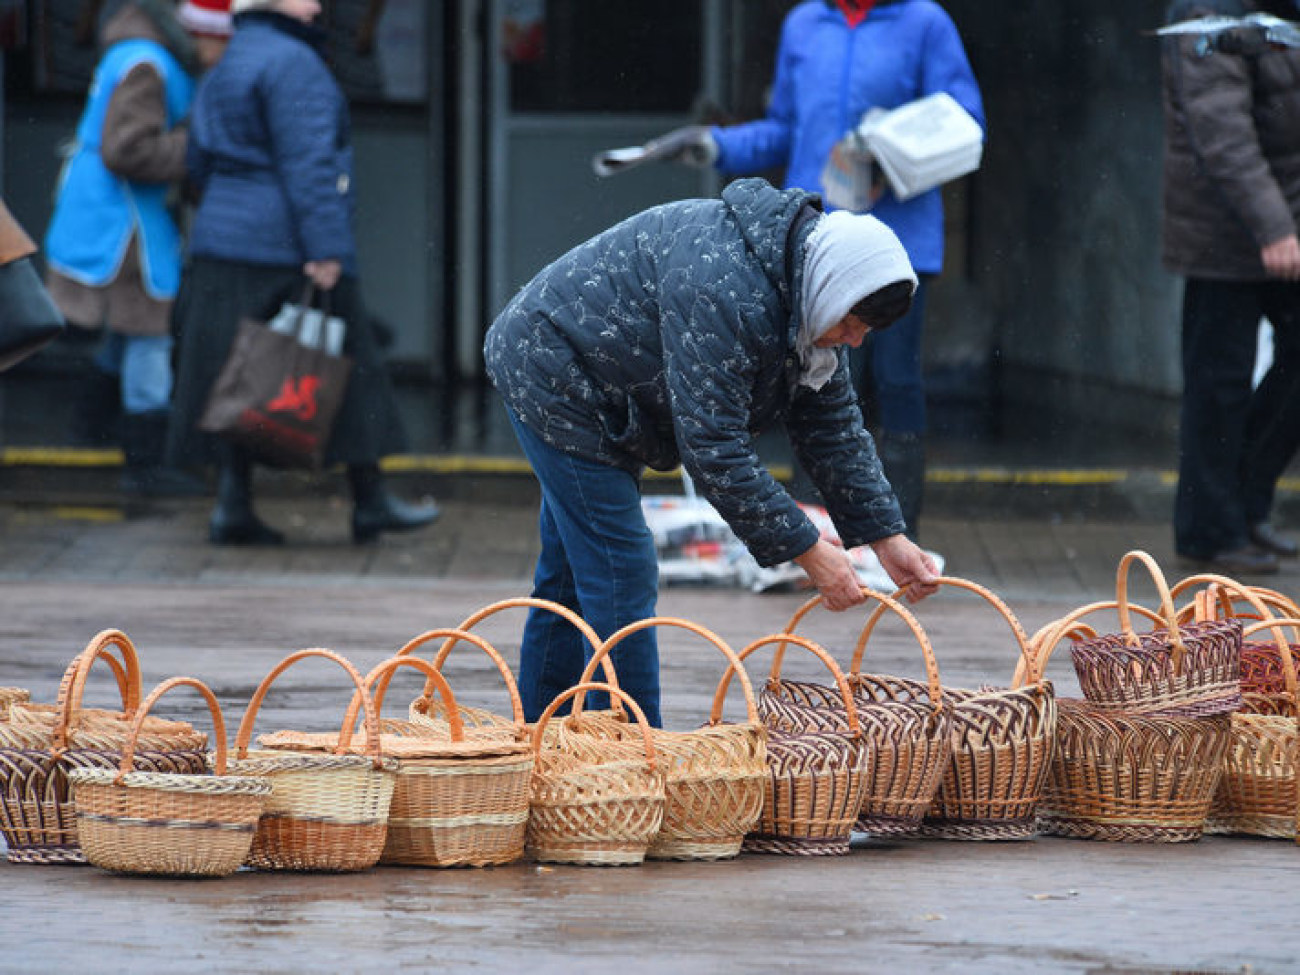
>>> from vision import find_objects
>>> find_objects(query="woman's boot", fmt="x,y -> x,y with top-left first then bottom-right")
209,447 -> 285,546
348,462 -> 441,544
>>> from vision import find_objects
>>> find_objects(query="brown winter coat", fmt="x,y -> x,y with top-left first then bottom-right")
0,201 -> 35,265
46,2 -> 194,336
1160,3 -> 1300,280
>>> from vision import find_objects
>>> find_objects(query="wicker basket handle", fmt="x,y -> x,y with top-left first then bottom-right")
233,648 -> 384,767
1240,617 -> 1300,702
719,633 -> 861,737
531,682 -> 656,772
377,627 -> 525,726
1168,573 -> 1278,626
861,576 -> 1034,685
116,676 -> 228,782
774,588 -> 943,709
53,628 -> 143,753
349,656 -> 464,748
411,597 -> 620,716
574,617 -> 758,726
1115,550 -> 1182,657
1015,600 -> 1165,688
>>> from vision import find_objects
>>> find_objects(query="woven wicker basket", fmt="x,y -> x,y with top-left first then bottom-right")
404,599 -> 622,737
858,577 -> 1058,841
69,677 -> 271,877
725,634 -> 870,856
553,617 -> 767,861
758,588 -> 950,837
528,682 -> 665,866
1069,551 -> 1242,718
1209,618 -> 1300,839
0,630 -> 208,864
228,648 -> 399,872
0,687 -> 30,720
1033,618 -> 1230,843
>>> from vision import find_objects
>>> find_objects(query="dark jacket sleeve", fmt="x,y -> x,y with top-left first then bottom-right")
1166,35 -> 1294,247
100,62 -> 187,184
786,359 -> 907,548
260,54 -> 352,262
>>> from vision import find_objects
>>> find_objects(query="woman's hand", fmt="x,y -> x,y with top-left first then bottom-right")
1261,235 -> 1300,281
793,538 -> 867,611
304,259 -> 342,291
870,533 -> 940,602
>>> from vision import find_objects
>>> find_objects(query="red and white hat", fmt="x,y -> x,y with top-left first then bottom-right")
177,0 -> 234,38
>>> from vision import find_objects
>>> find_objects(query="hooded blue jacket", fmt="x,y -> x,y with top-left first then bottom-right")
711,0 -> 984,273
484,178 -> 906,567
186,13 -> 355,272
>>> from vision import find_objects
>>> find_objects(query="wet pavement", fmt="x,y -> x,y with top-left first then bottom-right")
0,481 -> 1298,973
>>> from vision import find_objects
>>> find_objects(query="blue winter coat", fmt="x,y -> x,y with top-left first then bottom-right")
711,0 -> 984,273
186,13 -> 355,272
484,177 -> 906,567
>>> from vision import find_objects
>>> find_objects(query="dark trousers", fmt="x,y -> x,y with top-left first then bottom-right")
1175,277 -> 1300,558
850,275 -> 931,434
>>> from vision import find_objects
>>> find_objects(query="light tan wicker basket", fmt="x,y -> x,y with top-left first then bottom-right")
758,588 -> 950,837
69,676 -> 270,877
0,687 -> 30,721
528,681 -> 665,866
0,629 -> 207,864
723,633 -> 870,856
1069,551 -> 1242,718
556,617 -> 767,861
229,648 -> 398,872
1033,617 -> 1230,843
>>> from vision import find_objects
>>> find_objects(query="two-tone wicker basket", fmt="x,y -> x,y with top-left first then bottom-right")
1033,616 -> 1229,843
69,676 -> 270,877
1069,551 -> 1242,718
528,682 -> 665,866
229,648 -> 398,872
559,617 -> 766,861
757,589 -> 950,836
728,634 -> 870,856
0,629 -> 208,864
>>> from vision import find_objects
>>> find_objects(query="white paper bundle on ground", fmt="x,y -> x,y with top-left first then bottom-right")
857,92 -> 983,201
642,495 -> 944,593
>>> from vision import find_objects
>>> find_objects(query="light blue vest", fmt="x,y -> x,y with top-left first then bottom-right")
44,39 -> 194,298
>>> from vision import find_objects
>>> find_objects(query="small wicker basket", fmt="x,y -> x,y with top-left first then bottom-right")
560,617 -> 767,861
0,687 -> 30,721
727,634 -> 870,856
0,629 -> 207,864
1069,551 -> 1242,718
528,682 -> 665,866
69,676 -> 271,877
229,648 -> 399,872
758,588 -> 950,837
1033,617 -> 1230,843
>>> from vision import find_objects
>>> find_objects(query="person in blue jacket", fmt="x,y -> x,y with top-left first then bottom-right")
44,0 -> 233,496
484,177 -> 941,726
166,0 -> 439,546
657,0 -> 985,543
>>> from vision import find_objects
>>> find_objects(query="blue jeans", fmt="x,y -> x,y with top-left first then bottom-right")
851,275 -> 930,435
95,332 -> 174,414
507,412 -> 662,727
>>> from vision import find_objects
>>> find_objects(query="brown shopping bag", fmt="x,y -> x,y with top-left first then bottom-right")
199,285 -> 351,470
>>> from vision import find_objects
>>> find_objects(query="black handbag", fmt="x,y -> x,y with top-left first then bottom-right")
0,257 -> 66,372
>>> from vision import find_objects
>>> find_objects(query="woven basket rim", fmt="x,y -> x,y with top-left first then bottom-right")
227,748 -> 401,774
68,766 -> 272,795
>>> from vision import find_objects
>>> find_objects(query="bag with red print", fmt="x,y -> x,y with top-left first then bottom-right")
200,283 -> 352,470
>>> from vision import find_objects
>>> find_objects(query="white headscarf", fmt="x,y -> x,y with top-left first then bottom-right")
797,210 -> 918,390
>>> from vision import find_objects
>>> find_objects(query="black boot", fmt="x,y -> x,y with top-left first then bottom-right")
70,367 -> 122,447
209,448 -> 285,546
878,431 -> 926,542
348,462 -> 441,544
119,411 -> 208,497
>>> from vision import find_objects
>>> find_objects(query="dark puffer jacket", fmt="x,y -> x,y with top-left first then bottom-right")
1161,0 -> 1300,279
484,177 -> 905,567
